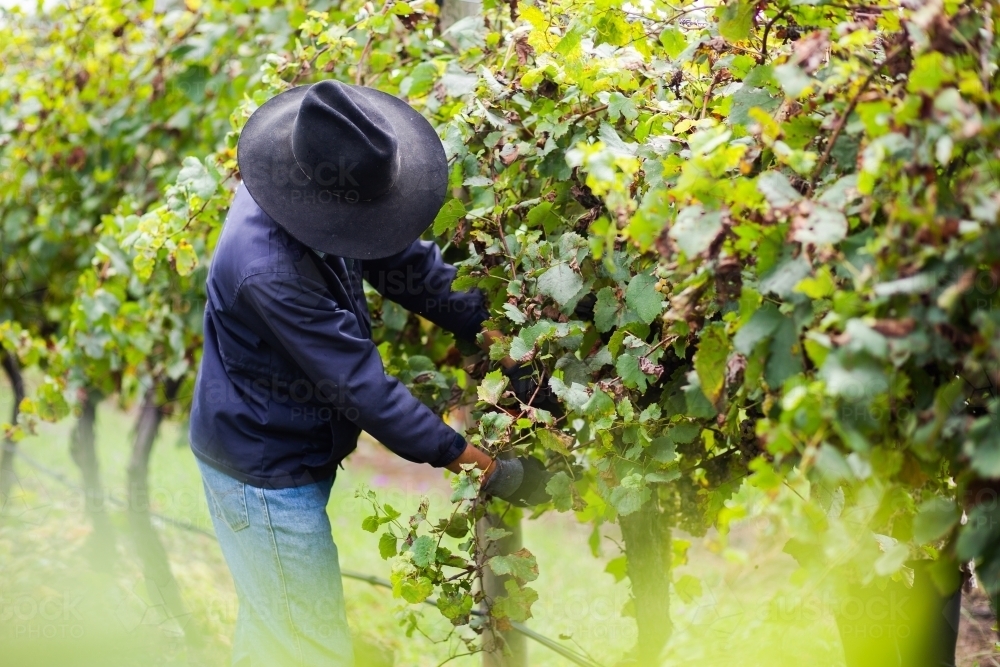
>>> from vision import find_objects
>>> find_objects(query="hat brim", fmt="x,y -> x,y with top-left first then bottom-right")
237,84 -> 448,260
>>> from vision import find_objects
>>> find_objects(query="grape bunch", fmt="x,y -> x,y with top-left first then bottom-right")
701,451 -> 736,488
737,418 -> 765,461
670,476 -> 711,537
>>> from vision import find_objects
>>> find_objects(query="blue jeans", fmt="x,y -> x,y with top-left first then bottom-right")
197,458 -> 354,667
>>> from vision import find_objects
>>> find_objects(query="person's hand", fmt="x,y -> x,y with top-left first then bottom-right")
480,456 -> 552,507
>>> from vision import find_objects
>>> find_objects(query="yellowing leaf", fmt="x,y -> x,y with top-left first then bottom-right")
488,548 -> 539,583
477,370 -> 508,404
716,0 -> 754,43
173,239 -> 198,276
694,322 -> 729,405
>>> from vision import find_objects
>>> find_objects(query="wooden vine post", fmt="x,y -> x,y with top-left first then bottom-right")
478,505 -> 528,667
127,380 -> 187,634
69,387 -> 116,566
0,352 -> 24,503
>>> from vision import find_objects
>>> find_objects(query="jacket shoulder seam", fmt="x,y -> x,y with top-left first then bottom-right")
233,269 -> 328,305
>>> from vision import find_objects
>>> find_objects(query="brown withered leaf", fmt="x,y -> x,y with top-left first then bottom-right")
870,318 -> 916,337
75,70 -> 90,91
499,143 -> 519,166
151,69 -> 165,100
514,36 -> 533,66
726,353 -> 747,387
433,81 -> 448,103
791,30 -> 831,73
398,10 -> 425,30
506,0 -> 519,21
571,183 -> 602,209
638,356 -> 664,381
704,36 -> 726,52
451,219 -> 466,246
66,146 -> 87,169
655,228 -> 674,257
715,255 -> 742,304
574,208 -> 600,234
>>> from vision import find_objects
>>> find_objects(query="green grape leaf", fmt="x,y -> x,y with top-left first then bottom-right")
609,473 -> 651,516
694,323 -> 730,405
608,92 -> 638,122
362,515 -> 380,533
491,580 -> 538,622
616,352 -> 649,392
485,526 -> 513,541
605,555 -> 628,582
913,498 -> 960,545
399,577 -> 434,604
549,377 -> 591,412
488,548 -> 539,583
545,471 -> 574,511
594,286 -> 623,332
669,206 -> 724,258
177,156 -> 218,199
409,535 -> 437,568
659,26 -> 687,58
674,574 -> 703,603
537,262 -> 584,306
716,0 -> 754,42
625,273 -> 663,324
451,472 -> 480,503
433,198 -> 466,236
480,411 -> 514,443
478,370 -> 508,404
379,532 -> 398,559
526,201 -> 561,233
728,86 -> 781,127
536,428 -> 572,456
757,171 -> 802,209
793,205 -> 848,245
437,589 -> 474,621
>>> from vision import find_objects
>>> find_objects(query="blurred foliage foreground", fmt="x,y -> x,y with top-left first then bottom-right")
3,0 -> 1000,664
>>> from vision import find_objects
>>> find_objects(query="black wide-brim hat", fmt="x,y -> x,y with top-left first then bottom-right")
237,80 -> 448,260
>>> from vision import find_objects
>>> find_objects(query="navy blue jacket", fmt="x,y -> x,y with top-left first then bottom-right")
189,184 -> 487,488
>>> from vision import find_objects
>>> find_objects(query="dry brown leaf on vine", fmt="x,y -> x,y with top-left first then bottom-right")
791,30 -> 831,73
870,318 -> 917,337
514,36 -> 533,66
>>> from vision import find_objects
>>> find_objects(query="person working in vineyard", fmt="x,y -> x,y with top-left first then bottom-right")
188,79 -> 550,666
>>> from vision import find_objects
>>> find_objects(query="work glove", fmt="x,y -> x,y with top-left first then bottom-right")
481,456 -> 552,507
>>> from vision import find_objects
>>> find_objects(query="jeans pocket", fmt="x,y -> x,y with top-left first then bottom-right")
204,472 -> 250,533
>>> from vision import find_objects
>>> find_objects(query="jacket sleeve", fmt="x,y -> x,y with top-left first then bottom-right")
238,271 -> 467,468
362,240 -> 489,343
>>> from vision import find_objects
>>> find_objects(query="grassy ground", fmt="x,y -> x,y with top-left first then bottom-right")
0,391 -> 997,666
0,398 -> 637,667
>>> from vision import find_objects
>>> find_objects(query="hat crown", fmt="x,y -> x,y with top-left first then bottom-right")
290,80 -> 399,201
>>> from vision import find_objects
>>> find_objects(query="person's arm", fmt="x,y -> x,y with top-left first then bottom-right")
362,240 -> 488,343
239,270 -> 478,469
240,267 -> 554,503
445,443 -> 495,476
